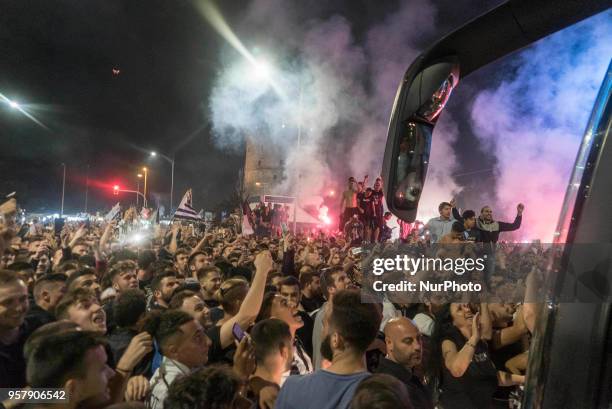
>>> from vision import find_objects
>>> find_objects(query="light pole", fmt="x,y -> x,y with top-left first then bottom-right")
151,151 -> 175,212
136,173 -> 143,207
142,167 -> 148,207
61,163 -> 66,217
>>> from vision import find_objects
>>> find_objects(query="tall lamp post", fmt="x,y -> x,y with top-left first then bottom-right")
142,167 -> 148,207
136,173 -> 143,207
150,151 -> 175,212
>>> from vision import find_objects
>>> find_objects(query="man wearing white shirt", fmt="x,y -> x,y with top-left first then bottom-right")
423,202 -> 455,243
146,310 -> 209,409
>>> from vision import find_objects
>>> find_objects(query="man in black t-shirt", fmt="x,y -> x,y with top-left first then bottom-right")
359,188 -> 375,243
371,178 -> 385,242
344,215 -> 364,247
299,271 -> 324,313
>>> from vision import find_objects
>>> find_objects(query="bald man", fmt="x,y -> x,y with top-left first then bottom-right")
375,317 -> 434,409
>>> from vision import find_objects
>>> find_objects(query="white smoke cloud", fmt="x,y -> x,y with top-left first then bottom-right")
208,0 -> 462,221
470,11 -> 612,241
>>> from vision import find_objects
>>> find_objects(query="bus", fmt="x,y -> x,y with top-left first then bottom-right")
381,1 -> 611,408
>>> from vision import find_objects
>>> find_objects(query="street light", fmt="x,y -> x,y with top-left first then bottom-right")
142,167 -> 148,206
0,92 -> 50,130
150,151 -> 175,212
136,173 -> 143,206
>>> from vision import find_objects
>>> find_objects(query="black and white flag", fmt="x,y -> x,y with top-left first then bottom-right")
173,189 -> 203,221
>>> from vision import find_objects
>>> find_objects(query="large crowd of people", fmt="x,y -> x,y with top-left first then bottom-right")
0,179 -> 538,409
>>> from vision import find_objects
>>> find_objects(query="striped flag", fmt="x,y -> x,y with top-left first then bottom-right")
105,202 -> 121,222
173,189 -> 203,221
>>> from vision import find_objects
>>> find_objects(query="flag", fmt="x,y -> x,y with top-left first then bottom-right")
105,202 -> 121,222
140,207 -> 150,219
152,208 -> 160,224
173,189 -> 203,221
241,200 -> 255,235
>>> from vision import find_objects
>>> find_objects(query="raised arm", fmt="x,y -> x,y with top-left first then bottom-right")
450,198 -> 462,222
442,312 -> 481,377
479,303 -> 493,341
492,305 -> 529,349
219,250 -> 273,349
68,224 -> 87,249
99,221 -> 115,253
168,223 -> 180,254
499,203 -> 524,232
191,233 -> 213,255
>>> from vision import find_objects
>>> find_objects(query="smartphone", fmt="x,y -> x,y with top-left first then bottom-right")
351,247 -> 363,256
232,322 -> 246,342
54,218 -> 65,236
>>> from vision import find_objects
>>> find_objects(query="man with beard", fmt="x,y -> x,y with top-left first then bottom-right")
0,270 -> 31,387
299,271 -> 324,313
196,266 -> 222,308
169,290 -> 212,329
312,266 -> 349,370
149,272 -> 180,311
376,317 -> 434,409
276,289 -> 381,409
477,204 -> 524,244
188,251 -> 211,277
105,260 -> 140,330
279,276 -> 314,358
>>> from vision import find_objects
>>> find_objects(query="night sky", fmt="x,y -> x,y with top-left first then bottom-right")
1,0 -> 506,215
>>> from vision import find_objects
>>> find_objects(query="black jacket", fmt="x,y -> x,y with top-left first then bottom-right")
25,304 -> 55,331
375,357 -> 434,409
452,207 -> 522,243
476,215 -> 522,243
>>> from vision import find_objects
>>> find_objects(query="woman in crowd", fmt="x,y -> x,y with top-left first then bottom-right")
429,303 -> 524,409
